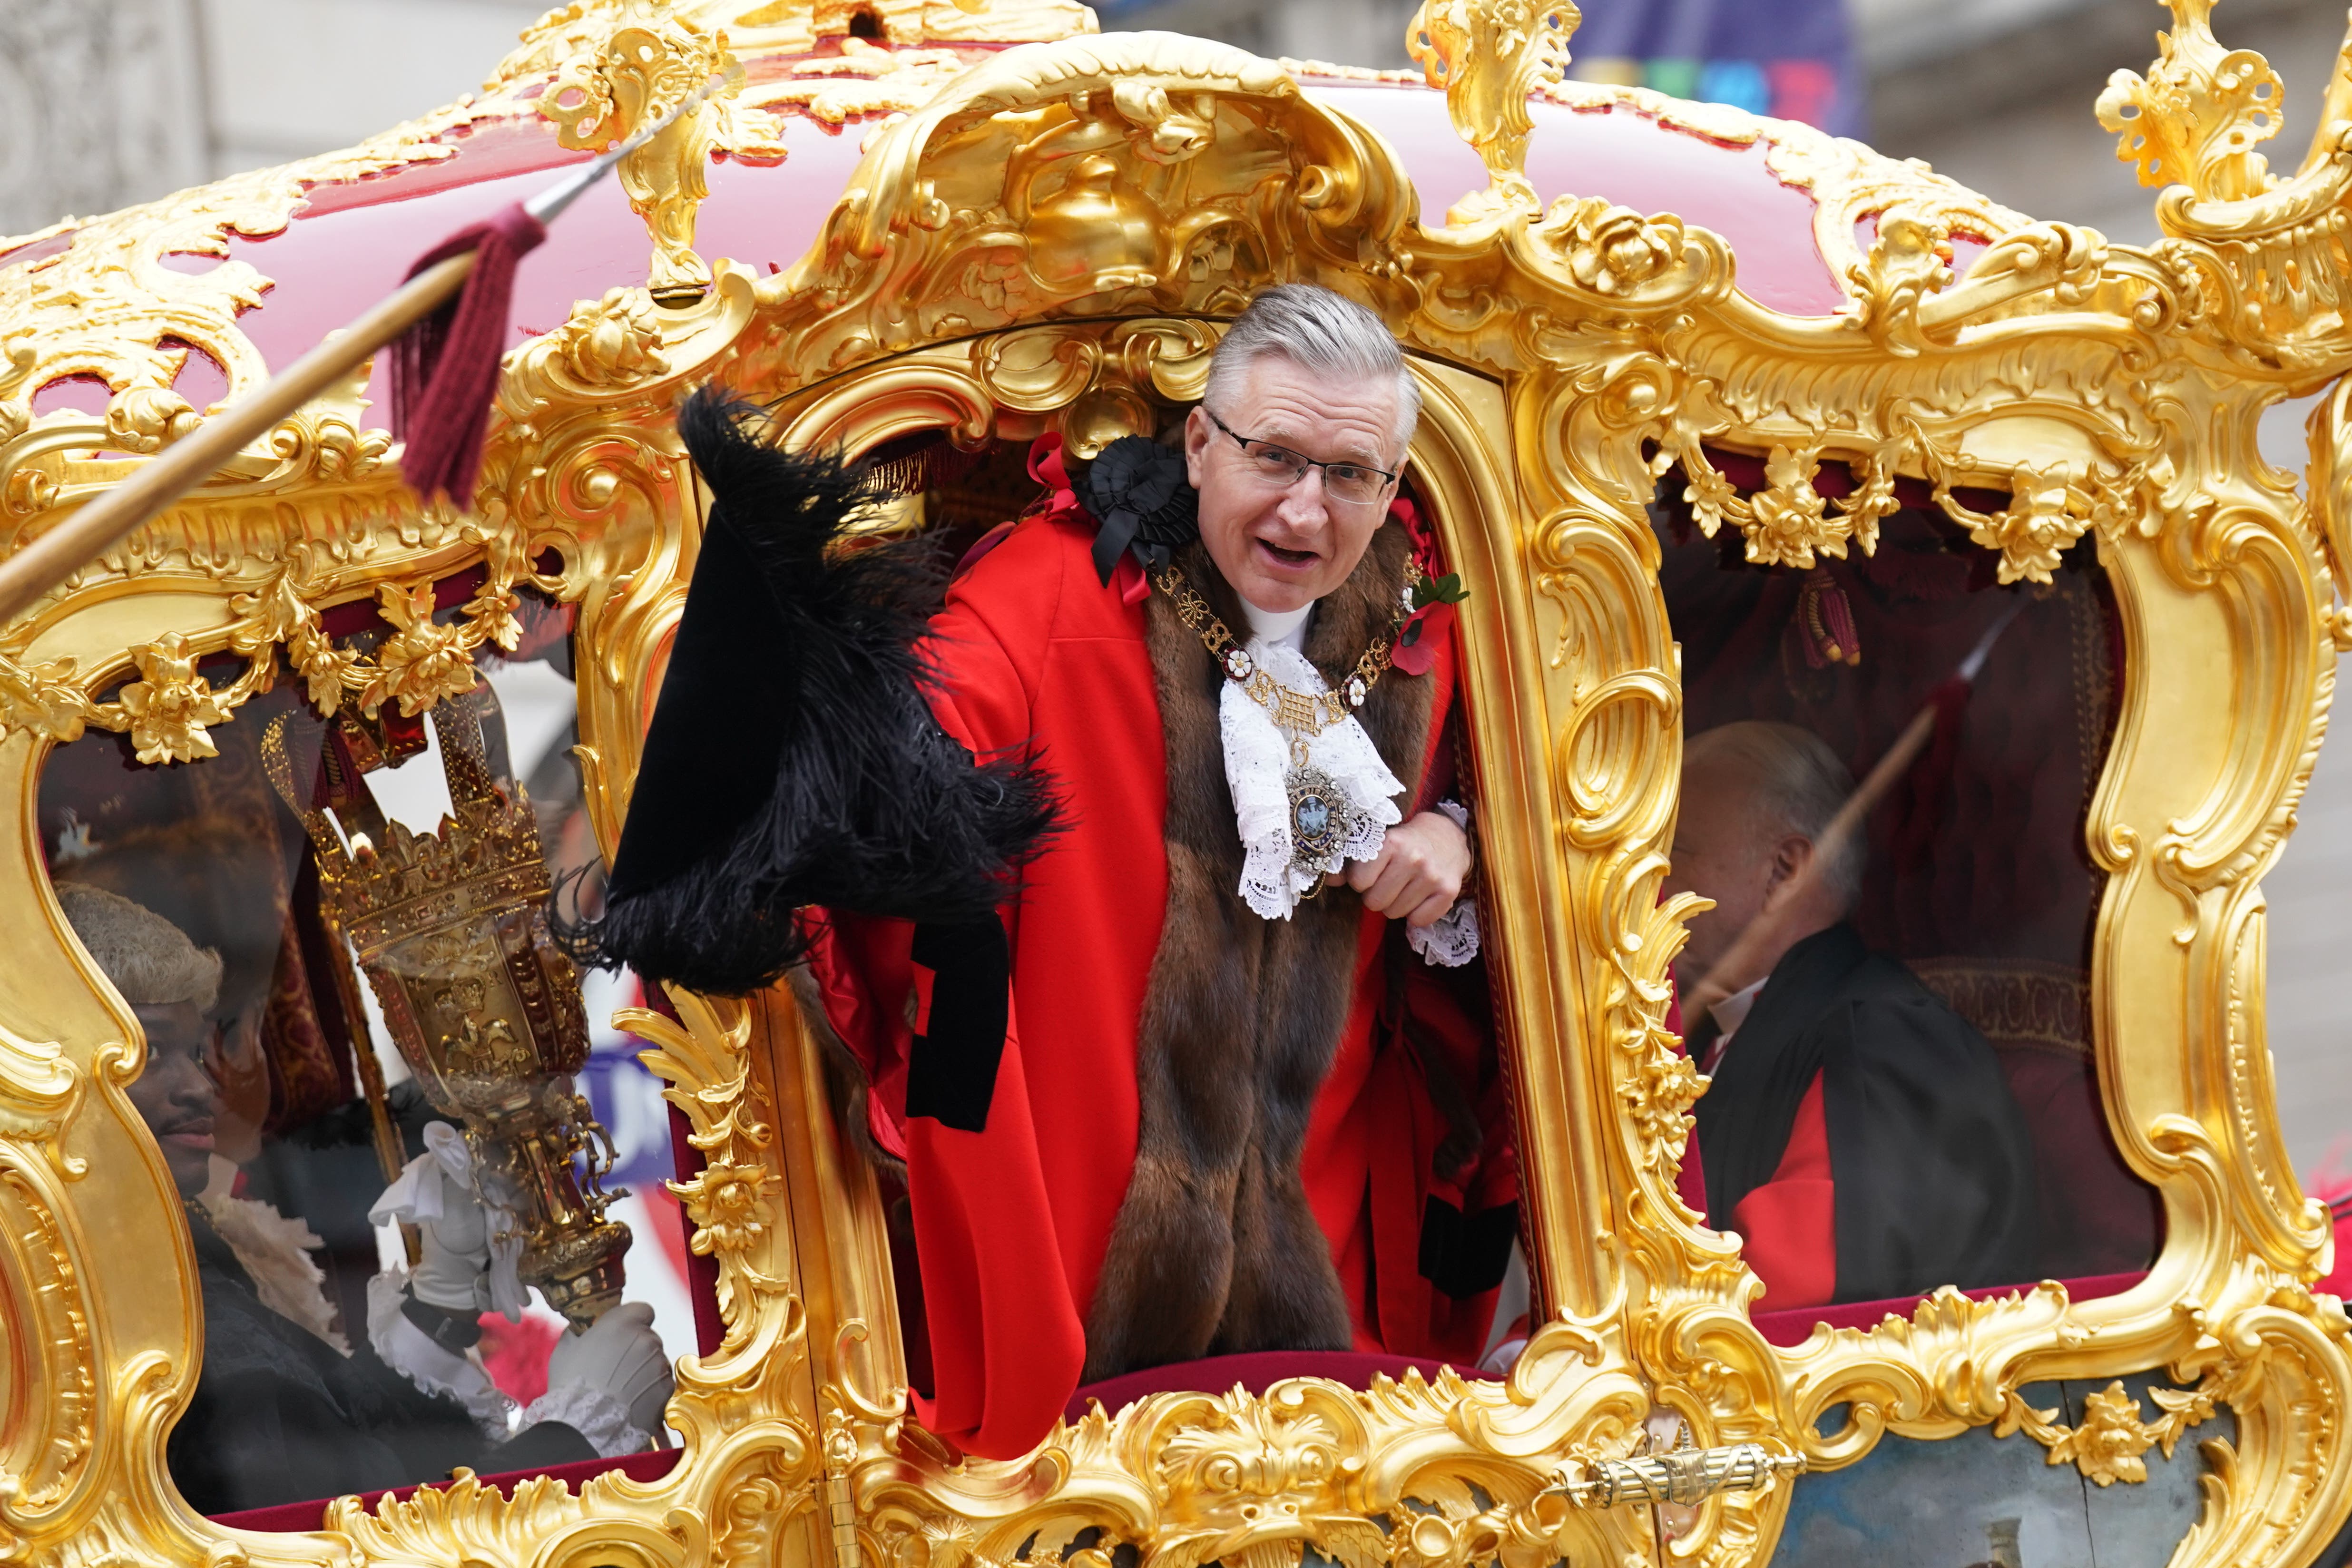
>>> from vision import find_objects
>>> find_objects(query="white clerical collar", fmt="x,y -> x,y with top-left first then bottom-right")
1708,975 -> 1770,1053
1240,597 -> 1313,651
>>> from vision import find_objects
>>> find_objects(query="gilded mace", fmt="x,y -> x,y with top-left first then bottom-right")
265,693 -> 629,1329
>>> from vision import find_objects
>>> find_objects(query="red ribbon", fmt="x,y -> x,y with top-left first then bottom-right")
1022,433 -> 1150,603
389,201 -> 547,506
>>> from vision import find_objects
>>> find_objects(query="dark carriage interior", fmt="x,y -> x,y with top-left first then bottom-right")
823,415 -> 1528,1416
40,587 -> 706,1526
1655,448 -> 2160,1334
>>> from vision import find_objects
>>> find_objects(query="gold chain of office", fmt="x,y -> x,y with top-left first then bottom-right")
1152,558 -> 1424,740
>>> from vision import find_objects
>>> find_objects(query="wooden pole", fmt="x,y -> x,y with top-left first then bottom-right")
1680,596 -> 2023,1024
1682,702 -> 1939,1019
0,250 -> 477,629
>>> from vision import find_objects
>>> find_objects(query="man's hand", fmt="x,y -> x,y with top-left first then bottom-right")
1334,810 -> 1470,927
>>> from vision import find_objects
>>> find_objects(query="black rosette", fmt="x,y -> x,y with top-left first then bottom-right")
1080,434 -> 1199,585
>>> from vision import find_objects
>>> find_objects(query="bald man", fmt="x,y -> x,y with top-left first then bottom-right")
1665,722 -> 2038,1309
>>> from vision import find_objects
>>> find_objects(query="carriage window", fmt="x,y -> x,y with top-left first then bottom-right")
1656,453 -> 2159,1326
44,592 -> 694,1520
748,410 -> 1520,1459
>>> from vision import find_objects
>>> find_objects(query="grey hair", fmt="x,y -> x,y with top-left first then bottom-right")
1201,284 -> 1421,461
1686,721 -> 1867,911
57,882 -> 222,1013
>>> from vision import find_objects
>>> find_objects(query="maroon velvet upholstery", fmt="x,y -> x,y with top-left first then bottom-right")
1910,960 -> 2162,1277
206,1445 -> 681,1534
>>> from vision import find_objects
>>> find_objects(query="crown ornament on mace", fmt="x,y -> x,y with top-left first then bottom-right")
265,692 -> 630,1330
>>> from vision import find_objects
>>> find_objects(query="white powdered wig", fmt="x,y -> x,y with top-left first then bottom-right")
57,881 -> 222,1012
1202,284 -> 1421,460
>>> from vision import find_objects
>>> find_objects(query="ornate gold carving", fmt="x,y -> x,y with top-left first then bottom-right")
540,3 -> 789,302
0,98 -> 486,462
620,985 -> 819,1503
632,990 -> 782,1335
820,1362 -> 1674,1568
741,39 -> 985,127
1999,1377 -> 2224,1488
4,1 -> 2352,1566
116,632 -> 234,765
495,0 -> 1094,70
2095,0 -> 2283,205
750,36 -> 1326,381
270,703 -> 630,1327
0,538 -> 535,760
543,289 -> 674,392
1407,0 -> 1576,225
0,1164 -> 98,1517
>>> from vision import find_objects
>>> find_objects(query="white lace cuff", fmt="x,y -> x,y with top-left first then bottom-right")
521,1382 -> 650,1460
366,1269 -> 516,1439
1407,900 -> 1481,966
1406,799 -> 1481,967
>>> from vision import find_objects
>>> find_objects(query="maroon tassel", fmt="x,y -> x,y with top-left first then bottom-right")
388,202 -> 547,506
1796,568 -> 1861,668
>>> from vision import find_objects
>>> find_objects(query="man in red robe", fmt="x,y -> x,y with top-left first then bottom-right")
1667,720 -> 2037,1309
594,286 -> 1515,1460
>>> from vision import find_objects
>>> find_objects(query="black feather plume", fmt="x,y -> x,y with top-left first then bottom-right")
565,387 -> 1061,996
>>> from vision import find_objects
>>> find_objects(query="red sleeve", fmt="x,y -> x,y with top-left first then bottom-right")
837,522 -> 1088,1458
917,518 -> 1064,770
1726,1071 -> 1836,1310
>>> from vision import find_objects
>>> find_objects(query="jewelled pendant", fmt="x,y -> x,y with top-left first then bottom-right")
1287,762 -> 1348,872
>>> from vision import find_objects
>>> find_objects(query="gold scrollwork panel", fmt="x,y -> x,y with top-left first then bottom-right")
732,322 -> 1676,1568
0,264 -> 819,1568
0,725 -> 223,1568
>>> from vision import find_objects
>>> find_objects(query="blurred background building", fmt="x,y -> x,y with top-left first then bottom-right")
4,0 -> 2347,1180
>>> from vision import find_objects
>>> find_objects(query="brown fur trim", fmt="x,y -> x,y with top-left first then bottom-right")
790,964 -> 911,1190
1082,525 -> 1434,1380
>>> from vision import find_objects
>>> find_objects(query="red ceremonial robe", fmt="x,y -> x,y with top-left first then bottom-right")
804,509 -> 1510,1459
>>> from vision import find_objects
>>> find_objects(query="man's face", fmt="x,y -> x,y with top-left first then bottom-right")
125,1001 -> 219,1197
1184,354 -> 1402,613
1662,755 -> 1780,992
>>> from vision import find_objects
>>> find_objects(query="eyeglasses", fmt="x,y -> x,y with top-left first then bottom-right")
1204,408 -> 1400,508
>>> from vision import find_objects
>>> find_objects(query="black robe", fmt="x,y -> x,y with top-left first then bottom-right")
167,1206 -> 593,1517
1692,923 -> 2040,1304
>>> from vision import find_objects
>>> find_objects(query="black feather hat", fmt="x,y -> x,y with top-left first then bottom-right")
574,388 -> 1060,996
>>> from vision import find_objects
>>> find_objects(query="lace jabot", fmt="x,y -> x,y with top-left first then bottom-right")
1221,632 -> 1405,920
1217,598 -> 1480,965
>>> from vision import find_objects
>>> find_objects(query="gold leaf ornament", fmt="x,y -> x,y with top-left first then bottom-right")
100,387 -> 201,455
116,632 -> 232,764
0,651 -> 90,744
1546,197 -> 1681,297
1966,463 -> 2084,585
1998,1377 -> 2222,1487
538,5 -> 784,301
1409,0 -> 1579,225
1745,445 -> 1842,568
2093,0 -> 2283,202
554,288 -> 672,387
230,562 -> 357,714
363,582 -> 492,717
